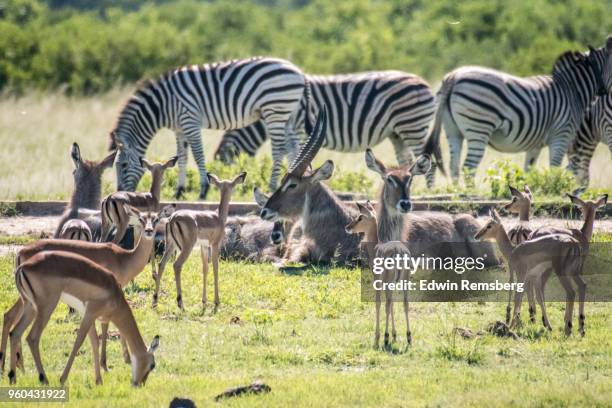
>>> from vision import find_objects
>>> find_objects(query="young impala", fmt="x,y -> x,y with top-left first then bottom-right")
9,251 -> 159,386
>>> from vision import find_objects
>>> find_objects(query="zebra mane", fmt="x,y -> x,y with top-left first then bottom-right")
552,50 -> 588,76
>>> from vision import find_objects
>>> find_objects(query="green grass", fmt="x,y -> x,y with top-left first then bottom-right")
1,247 -> 611,407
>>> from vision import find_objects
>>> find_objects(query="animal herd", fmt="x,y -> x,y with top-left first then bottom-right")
1,36 -> 611,388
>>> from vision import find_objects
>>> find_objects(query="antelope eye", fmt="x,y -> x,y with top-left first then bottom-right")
357,215 -> 363,221
121,162 -> 128,169
287,183 -> 297,189
150,362 -> 156,370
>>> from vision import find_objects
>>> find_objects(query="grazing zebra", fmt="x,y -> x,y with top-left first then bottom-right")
427,37 -> 612,182
567,93 -> 612,185
109,57 -> 306,199
213,71 -> 437,184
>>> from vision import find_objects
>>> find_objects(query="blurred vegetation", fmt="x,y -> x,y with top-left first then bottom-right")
1,0 -> 611,94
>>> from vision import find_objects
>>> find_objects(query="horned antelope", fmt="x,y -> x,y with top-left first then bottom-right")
8,251 -> 159,386
155,172 -> 247,309
476,209 -> 589,336
259,109 -> 361,265
58,219 -> 93,242
1,208 -> 158,375
101,154 -> 177,244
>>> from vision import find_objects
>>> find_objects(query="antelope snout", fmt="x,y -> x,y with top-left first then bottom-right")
260,208 -> 276,221
397,199 -> 412,213
271,230 -> 283,244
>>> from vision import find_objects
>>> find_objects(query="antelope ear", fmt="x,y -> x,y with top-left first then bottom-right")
356,202 -> 369,215
365,149 -> 386,177
508,185 -> 521,197
100,150 -> 118,169
253,187 -> 269,207
523,185 -> 532,197
232,171 -> 247,186
164,156 -> 178,169
491,208 -> 502,223
410,155 -> 431,176
309,160 -> 334,183
606,36 -> 612,54
140,158 -> 153,170
207,173 -> 221,186
595,194 -> 608,207
365,200 -> 376,213
71,143 -> 81,168
567,193 -> 586,207
148,335 -> 160,353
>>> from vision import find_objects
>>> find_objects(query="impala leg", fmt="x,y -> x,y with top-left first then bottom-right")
60,308 -> 97,386
384,289 -> 392,348
403,286 -> 412,346
87,326 -> 102,385
510,278 -> 525,330
390,301 -> 397,343
100,322 -> 109,372
173,240 -> 195,310
26,294 -> 60,385
558,275 -> 576,336
1,299 -> 23,375
374,289 -> 381,349
201,244 -> 210,307
212,245 -> 220,309
526,281 -> 537,324
572,275 -> 587,337
535,275 -> 552,331
506,277 -> 513,325
154,242 -> 174,307
8,302 -> 35,384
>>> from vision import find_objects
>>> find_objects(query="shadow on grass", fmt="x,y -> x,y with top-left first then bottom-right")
279,264 -> 332,276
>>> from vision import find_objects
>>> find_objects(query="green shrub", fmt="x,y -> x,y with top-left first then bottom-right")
484,159 -> 525,199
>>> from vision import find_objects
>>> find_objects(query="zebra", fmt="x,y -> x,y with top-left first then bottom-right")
567,93 -> 612,186
213,71 -> 437,184
426,37 -> 612,183
109,57 -> 306,199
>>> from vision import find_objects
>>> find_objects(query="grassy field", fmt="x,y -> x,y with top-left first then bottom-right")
0,90 -> 611,201
0,248 -> 611,407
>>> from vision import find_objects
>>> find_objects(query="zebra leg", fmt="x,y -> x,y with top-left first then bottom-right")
548,132 -> 572,167
462,136 -> 488,187
181,123 -> 209,200
263,110 -> 293,190
390,134 -> 415,167
174,132 -> 188,199
568,144 -> 596,186
524,148 -> 542,171
445,121 -> 464,182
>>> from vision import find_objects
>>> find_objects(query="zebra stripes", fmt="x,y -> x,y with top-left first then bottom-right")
109,57 -> 306,198
214,71 -> 436,184
426,38 -> 612,182
567,93 -> 612,185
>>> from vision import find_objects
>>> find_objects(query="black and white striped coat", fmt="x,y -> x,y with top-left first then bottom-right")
427,38 -> 612,181
214,71 -> 436,184
567,93 -> 612,185
109,57 -> 306,198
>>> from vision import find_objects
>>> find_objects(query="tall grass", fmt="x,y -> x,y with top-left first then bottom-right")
0,90 -> 610,200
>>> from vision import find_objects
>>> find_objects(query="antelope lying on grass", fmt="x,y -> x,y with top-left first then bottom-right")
102,155 -> 177,243
476,209 -> 592,336
259,109 -> 361,265
1,208 -> 158,376
8,251 -> 159,386
155,172 -> 246,309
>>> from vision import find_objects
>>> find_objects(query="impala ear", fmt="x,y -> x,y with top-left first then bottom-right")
140,158 -> 153,170
232,171 -> 247,186
365,149 -> 386,178
491,208 -> 502,223
595,194 -> 608,207
365,200 -> 376,213
410,155 -> 431,176
71,143 -> 81,168
253,187 -> 269,207
164,156 -> 178,169
148,335 -> 160,353
508,185 -> 521,198
309,160 -> 334,183
356,202 -> 369,215
567,193 -> 586,207
523,185 -> 532,197
207,173 -> 221,186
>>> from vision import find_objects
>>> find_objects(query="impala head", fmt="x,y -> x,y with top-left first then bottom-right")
365,149 -> 431,214
504,185 -> 532,214
131,335 -> 160,386
260,109 -> 329,222
254,187 -> 285,244
126,206 -> 159,239
567,193 -> 608,218
140,156 -> 178,184
474,209 -> 503,241
345,201 -> 376,235
207,171 -> 247,195
70,142 -> 116,207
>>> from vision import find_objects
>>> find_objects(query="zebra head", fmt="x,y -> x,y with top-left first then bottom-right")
113,136 -> 145,192
590,36 -> 612,96
365,149 -> 431,215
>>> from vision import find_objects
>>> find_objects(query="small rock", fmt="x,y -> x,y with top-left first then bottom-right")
453,327 -> 477,339
230,316 -> 241,325
214,381 -> 271,401
487,320 -> 518,339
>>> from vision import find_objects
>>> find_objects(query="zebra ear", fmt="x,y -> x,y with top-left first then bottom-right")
606,36 -> 612,53
71,143 -> 81,169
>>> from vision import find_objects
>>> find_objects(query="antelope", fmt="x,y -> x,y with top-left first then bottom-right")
1,208 -> 158,375
155,172 -> 247,309
8,251 -> 159,386
101,155 -> 177,244
53,143 -> 116,241
58,219 -> 93,242
475,209 -> 588,336
259,109 -> 362,265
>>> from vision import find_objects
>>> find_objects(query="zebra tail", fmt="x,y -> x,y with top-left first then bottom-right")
303,78 -> 313,135
424,77 -> 457,177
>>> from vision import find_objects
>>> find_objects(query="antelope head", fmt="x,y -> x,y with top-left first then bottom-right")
207,172 -> 247,195
567,193 -> 608,218
254,187 -> 285,245
474,209 -> 503,241
345,201 -> 376,235
260,108 -> 329,222
365,148 -> 431,214
131,335 -> 160,387
126,205 -> 160,240
504,185 -> 532,214
140,156 -> 179,184
70,142 -> 116,207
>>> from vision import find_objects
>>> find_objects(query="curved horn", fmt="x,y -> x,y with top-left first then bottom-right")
288,106 -> 328,176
